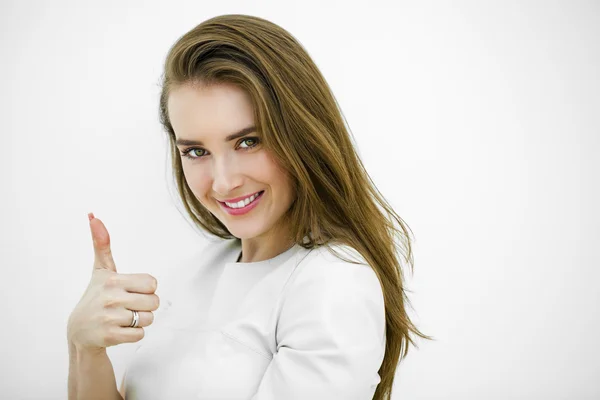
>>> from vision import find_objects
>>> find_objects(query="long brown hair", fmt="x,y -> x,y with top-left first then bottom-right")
158,14 -> 433,400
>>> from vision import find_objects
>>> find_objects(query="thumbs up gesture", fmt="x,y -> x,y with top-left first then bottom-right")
67,213 -> 160,353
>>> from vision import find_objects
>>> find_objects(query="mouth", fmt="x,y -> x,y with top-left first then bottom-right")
218,190 -> 265,215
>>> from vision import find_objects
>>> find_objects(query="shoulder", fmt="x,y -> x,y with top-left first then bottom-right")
255,242 -> 386,399
288,242 -> 383,301
274,242 -> 386,379
277,242 -> 386,341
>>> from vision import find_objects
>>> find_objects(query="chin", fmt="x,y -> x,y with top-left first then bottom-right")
228,228 -> 260,240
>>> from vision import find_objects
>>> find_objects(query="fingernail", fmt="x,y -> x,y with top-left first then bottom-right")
88,212 -> 95,222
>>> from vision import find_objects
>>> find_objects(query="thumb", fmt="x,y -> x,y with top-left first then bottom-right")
88,212 -> 117,272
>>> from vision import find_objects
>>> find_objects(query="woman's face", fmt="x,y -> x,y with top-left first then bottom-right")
168,82 -> 296,240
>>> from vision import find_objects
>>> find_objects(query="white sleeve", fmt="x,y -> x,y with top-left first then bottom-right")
250,258 -> 387,400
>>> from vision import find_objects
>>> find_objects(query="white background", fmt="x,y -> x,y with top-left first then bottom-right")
1,1 -> 598,399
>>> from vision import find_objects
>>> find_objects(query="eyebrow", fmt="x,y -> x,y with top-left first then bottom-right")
175,125 -> 256,146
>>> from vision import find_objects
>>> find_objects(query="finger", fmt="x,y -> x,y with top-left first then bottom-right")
112,327 -> 146,344
119,292 -> 161,312
119,310 -> 154,328
114,273 -> 158,294
88,213 -> 117,272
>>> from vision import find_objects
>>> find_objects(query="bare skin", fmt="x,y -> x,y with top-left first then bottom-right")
67,213 -> 160,400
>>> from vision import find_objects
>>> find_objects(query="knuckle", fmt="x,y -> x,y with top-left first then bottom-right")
102,293 -> 120,309
103,274 -> 120,289
147,275 -> 158,292
100,312 -> 113,325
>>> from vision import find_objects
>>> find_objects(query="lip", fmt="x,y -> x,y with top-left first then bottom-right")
219,191 -> 264,216
220,191 -> 263,203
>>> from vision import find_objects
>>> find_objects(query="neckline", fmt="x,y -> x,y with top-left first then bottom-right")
225,240 -> 301,267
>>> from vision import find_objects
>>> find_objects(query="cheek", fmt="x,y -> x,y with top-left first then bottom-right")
182,164 -> 211,195
268,166 -> 295,202
260,152 -> 287,179
266,156 -> 293,191
241,152 -> 272,182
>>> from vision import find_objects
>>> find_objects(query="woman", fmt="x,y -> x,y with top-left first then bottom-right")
67,14 -> 431,400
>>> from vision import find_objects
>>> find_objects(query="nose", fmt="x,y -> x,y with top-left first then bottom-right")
211,154 -> 242,196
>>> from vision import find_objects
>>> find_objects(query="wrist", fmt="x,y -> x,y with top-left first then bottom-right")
69,340 -> 106,358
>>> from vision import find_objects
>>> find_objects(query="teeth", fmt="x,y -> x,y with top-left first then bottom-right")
225,192 -> 260,209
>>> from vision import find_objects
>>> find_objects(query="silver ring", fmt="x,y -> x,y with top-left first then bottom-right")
129,310 -> 139,328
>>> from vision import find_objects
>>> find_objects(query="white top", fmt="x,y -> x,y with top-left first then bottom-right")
123,238 -> 386,400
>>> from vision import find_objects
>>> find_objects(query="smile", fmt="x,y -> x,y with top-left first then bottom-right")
224,191 -> 262,208
219,191 -> 265,216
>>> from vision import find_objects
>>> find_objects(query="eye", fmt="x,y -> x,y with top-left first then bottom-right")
179,147 -> 206,160
239,137 -> 258,149
180,136 -> 260,160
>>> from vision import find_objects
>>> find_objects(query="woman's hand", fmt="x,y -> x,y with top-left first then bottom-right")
67,213 -> 160,353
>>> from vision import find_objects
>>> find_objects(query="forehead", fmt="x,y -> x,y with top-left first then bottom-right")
167,82 -> 255,139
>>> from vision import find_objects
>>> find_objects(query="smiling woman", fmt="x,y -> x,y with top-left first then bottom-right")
67,13 -> 431,400
150,13 -> 433,399
167,82 -> 297,249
